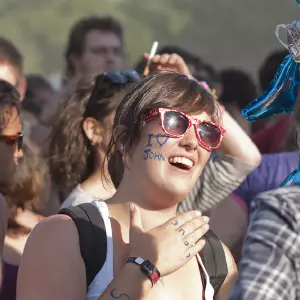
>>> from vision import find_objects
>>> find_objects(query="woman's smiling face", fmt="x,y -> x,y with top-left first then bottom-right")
124,109 -> 213,208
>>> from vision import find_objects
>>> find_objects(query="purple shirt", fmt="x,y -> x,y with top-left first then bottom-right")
232,151 -> 300,213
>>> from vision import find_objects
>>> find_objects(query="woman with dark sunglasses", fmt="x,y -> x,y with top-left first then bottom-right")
0,80 -> 23,289
17,72 -> 237,300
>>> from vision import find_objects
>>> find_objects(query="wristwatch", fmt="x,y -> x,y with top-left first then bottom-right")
127,257 -> 161,286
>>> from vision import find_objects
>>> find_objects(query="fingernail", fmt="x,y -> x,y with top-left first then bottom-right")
200,239 -> 206,247
203,216 -> 210,223
129,203 -> 134,213
204,224 -> 209,230
196,211 -> 202,216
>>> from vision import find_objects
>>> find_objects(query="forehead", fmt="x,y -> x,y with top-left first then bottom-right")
84,30 -> 122,49
191,111 -> 212,121
0,63 -> 18,87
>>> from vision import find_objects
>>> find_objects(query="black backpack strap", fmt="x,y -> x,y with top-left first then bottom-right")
59,203 -> 107,289
199,229 -> 228,295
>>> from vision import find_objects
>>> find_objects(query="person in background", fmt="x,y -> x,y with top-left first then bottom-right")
229,76 -> 300,300
0,38 -> 58,217
21,74 -> 57,154
0,80 -> 23,288
219,69 -> 257,135
49,71 -> 140,206
0,37 -> 26,101
0,36 -> 41,145
210,150 -> 300,262
22,74 -> 56,127
0,139 -> 48,300
63,15 -> 124,86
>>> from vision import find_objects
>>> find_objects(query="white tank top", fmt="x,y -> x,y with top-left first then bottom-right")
86,200 -> 215,300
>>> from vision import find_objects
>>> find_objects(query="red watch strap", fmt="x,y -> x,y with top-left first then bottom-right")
150,270 -> 160,285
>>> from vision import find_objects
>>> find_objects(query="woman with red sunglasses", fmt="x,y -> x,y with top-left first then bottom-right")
17,72 -> 237,300
0,80 -> 23,289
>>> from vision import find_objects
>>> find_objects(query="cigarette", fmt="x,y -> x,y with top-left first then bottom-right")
143,41 -> 159,76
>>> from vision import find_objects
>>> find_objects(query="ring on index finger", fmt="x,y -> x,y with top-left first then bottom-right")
171,219 -> 179,226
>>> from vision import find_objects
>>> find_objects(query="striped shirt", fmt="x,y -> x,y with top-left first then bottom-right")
178,153 -> 256,213
230,186 -> 300,300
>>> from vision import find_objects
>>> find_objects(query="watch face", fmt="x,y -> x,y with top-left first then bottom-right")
142,260 -> 153,273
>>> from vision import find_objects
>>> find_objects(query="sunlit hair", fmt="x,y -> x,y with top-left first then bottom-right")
106,72 -> 221,188
4,139 -> 48,237
0,37 -> 23,85
48,74 -> 136,197
0,80 -> 20,134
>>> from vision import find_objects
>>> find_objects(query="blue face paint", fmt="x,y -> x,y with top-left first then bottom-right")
144,148 -> 166,161
156,134 -> 169,147
146,133 -> 169,148
146,134 -> 154,147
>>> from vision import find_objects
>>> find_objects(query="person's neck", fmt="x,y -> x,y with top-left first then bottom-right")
108,182 -> 178,232
81,169 -> 116,200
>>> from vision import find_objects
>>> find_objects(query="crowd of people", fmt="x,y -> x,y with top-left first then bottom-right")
0,14 -> 298,300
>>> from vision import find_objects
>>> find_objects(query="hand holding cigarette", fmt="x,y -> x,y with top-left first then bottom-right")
144,52 -> 192,78
143,41 -> 159,76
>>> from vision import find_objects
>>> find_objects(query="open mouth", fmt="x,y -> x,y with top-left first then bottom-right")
169,157 -> 194,171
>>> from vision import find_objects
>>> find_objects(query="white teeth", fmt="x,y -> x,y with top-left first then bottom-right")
169,157 -> 194,167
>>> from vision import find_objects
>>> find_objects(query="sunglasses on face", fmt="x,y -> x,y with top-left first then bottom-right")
0,132 -> 23,150
144,108 -> 226,151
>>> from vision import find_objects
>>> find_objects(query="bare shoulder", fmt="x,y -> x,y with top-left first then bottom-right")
17,214 -> 86,300
28,214 -> 74,237
24,214 -> 80,255
214,243 -> 238,300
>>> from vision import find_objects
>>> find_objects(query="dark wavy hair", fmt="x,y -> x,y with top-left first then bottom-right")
48,73 -> 137,197
4,139 -> 48,237
106,72 -> 221,188
0,80 -> 20,134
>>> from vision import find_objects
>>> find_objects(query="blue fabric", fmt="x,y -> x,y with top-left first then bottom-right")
233,151 -> 300,212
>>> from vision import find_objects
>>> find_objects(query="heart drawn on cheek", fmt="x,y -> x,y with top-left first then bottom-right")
156,134 -> 169,147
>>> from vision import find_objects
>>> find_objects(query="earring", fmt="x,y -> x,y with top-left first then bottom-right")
119,144 -> 125,153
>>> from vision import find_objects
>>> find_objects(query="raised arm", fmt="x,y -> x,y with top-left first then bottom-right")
219,110 -> 261,166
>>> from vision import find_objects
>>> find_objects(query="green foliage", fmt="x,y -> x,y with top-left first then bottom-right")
0,0 -> 299,75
